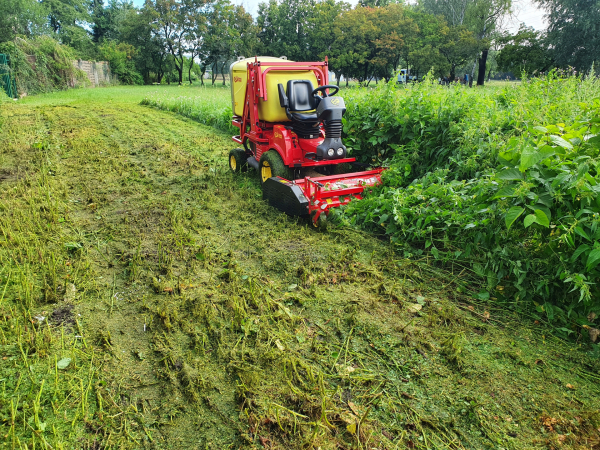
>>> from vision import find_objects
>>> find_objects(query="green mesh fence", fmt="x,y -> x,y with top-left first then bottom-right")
0,53 -> 18,98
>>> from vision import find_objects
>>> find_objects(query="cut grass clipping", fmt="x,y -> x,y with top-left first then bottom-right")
0,85 -> 599,449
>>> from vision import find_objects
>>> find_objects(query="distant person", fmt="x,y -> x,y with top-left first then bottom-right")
464,74 -> 469,84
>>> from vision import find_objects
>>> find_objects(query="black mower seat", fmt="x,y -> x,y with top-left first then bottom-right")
286,80 -> 319,123
291,111 -> 318,121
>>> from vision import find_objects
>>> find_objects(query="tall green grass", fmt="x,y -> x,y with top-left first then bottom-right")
141,85 -> 235,134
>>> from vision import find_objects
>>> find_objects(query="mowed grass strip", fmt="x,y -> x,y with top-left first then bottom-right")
0,86 -> 599,449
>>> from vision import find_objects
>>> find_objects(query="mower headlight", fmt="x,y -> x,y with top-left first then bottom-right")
336,148 -> 344,156
327,148 -> 335,157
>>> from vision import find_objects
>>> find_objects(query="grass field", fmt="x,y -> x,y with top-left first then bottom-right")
1,84 -> 599,449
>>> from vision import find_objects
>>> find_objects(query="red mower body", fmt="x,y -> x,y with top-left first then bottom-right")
229,57 -> 385,224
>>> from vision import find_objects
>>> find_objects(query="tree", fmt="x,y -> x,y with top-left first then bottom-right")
230,4 -> 257,58
404,8 -> 448,79
147,0 -> 207,85
120,5 -> 167,82
42,0 -> 90,34
92,0 -> 110,41
419,0 -> 512,85
534,0 -> 600,71
203,1 -> 253,85
41,0 -> 97,57
468,0 -> 512,85
92,0 -> 135,43
359,0 -> 397,7
0,0 -> 48,43
256,0 -> 316,61
306,0 -> 351,65
369,3 -> 419,80
496,25 -> 553,75
98,40 -> 142,83
329,6 -> 378,83
185,0 -> 209,84
205,0 -> 234,85
438,24 -> 480,80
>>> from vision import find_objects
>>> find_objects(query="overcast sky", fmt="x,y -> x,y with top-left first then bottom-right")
131,0 -> 548,33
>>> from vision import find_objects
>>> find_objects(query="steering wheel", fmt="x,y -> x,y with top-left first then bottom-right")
312,84 -> 340,98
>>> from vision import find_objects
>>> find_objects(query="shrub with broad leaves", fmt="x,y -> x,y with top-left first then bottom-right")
336,73 -> 600,332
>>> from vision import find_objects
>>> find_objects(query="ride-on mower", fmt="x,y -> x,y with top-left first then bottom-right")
228,56 -> 385,224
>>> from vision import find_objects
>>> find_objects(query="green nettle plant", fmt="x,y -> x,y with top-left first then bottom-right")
495,101 -> 600,319
335,74 -> 600,331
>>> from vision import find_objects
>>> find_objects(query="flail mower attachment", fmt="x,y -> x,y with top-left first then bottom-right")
263,169 -> 385,225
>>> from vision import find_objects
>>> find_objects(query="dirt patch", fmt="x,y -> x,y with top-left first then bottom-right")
50,304 -> 75,326
0,169 -> 22,184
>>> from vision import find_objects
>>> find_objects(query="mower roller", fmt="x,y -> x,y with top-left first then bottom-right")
228,56 -> 385,224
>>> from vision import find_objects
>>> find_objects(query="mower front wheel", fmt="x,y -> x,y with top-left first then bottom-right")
229,148 -> 248,173
259,150 -> 292,185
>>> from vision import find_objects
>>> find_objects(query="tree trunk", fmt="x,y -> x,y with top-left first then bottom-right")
175,57 -> 183,85
221,61 -> 227,85
174,53 -> 184,85
487,65 -> 492,82
450,65 -> 456,82
335,71 -> 341,86
469,58 -> 477,87
477,49 -> 488,86
188,55 -> 194,85
157,57 -> 164,84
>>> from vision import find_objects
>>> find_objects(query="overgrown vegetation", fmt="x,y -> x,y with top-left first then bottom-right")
0,36 -> 88,95
139,74 -> 600,334
2,85 -> 600,449
98,41 -> 142,85
335,72 -> 600,331
0,88 -> 10,104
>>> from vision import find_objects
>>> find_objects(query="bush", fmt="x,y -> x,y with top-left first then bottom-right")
336,73 -> 600,331
98,41 -> 142,85
342,72 -> 598,179
0,88 -> 10,104
0,36 -> 88,95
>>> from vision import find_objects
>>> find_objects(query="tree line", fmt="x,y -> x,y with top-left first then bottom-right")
0,0 -> 598,88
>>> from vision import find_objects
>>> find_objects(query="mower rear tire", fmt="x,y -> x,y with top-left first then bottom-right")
229,148 -> 248,173
259,150 -> 292,185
